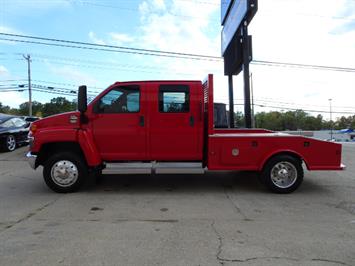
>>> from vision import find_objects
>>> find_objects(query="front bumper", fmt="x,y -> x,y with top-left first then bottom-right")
26,152 -> 37,169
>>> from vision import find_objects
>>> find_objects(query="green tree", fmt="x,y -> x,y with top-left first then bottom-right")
18,101 -> 43,116
42,97 -> 76,117
255,111 -> 284,130
234,111 -> 244,127
0,102 -> 11,114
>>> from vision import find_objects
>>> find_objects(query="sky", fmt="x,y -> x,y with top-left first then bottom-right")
0,0 -> 354,119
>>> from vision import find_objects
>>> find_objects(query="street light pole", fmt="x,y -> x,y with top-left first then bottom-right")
329,98 -> 333,140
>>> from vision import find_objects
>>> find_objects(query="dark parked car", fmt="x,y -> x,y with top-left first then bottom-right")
0,114 -> 30,152
19,116 -> 40,123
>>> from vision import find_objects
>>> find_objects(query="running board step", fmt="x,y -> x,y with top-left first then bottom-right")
102,162 -> 204,175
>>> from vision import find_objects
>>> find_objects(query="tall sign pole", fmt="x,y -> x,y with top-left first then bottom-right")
228,75 -> 235,127
242,21 -> 252,128
23,54 -> 32,116
250,72 -> 255,128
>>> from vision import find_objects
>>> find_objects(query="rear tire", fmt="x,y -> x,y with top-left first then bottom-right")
261,155 -> 303,193
43,152 -> 87,193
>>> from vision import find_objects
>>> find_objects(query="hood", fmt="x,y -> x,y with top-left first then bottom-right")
0,127 -> 12,134
33,111 -> 81,130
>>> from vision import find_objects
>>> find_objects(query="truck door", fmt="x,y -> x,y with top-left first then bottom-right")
148,82 -> 202,161
91,84 -> 147,161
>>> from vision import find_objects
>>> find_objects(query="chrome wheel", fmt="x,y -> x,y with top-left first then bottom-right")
270,161 -> 298,189
7,135 -> 16,151
50,160 -> 78,187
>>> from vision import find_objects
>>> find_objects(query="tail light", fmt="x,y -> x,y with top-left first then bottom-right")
30,124 -> 37,134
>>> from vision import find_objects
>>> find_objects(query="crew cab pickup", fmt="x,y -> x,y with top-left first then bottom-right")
26,75 -> 345,193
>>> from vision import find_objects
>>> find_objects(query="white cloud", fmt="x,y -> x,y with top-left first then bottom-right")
0,65 -> 10,77
0,91 -> 27,108
88,31 -> 134,46
136,0 -> 221,78
0,65 -> 27,107
47,63 -> 99,87
242,0 -> 355,117
138,0 -> 219,54
1,0 -> 70,13
0,25 -> 23,44
134,0 -> 355,119
109,33 -> 134,45
152,0 -> 166,11
0,25 -> 21,34
88,31 -> 106,45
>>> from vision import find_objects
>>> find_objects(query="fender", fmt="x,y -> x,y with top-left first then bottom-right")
77,128 -> 102,167
33,128 -> 101,167
34,128 -> 77,151
258,149 -> 308,171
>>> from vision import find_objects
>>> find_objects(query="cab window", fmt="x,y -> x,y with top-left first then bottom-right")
96,86 -> 140,113
159,85 -> 189,113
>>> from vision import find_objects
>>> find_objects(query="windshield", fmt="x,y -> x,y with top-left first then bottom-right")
0,119 -> 14,128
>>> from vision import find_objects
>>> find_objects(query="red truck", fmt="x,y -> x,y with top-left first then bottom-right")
26,75 -> 345,193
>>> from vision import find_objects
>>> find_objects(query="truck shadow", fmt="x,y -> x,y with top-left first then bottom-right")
85,171 -> 264,193
84,171 -> 329,195
87,171 -> 315,194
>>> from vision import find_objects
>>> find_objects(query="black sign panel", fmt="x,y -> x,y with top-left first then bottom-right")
221,0 -> 234,25
224,34 -> 252,76
222,0 -> 257,75
221,0 -> 258,55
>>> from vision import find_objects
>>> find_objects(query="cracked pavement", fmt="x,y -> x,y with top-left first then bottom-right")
0,145 -> 354,265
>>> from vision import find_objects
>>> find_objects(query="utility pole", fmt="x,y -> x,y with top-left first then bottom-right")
23,54 -> 32,116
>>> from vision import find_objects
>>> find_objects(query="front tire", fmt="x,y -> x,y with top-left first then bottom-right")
261,155 -> 303,193
4,135 -> 17,152
43,152 -> 87,193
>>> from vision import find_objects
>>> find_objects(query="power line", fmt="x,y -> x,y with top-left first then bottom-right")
253,97 -> 355,110
0,79 -> 27,82
0,37 -> 221,61
32,79 -> 104,90
252,60 -> 355,73
232,103 -> 355,115
1,33 -> 354,73
29,58 -> 199,76
25,53 -> 210,75
0,32 -> 221,61
71,0 -> 218,21
31,83 -> 100,95
31,88 -> 79,97
216,97 -> 355,111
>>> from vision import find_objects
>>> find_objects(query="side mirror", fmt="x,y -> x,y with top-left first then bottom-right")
78,85 -> 87,113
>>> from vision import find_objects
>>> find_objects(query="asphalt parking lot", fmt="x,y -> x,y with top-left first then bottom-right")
0,145 -> 354,266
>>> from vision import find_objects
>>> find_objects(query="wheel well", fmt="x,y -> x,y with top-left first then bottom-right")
37,142 -> 86,167
262,152 -> 304,171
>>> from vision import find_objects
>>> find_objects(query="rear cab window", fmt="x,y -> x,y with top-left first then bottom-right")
159,85 -> 190,113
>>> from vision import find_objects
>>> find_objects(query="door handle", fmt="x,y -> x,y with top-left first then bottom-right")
139,116 -> 145,127
189,116 -> 195,127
